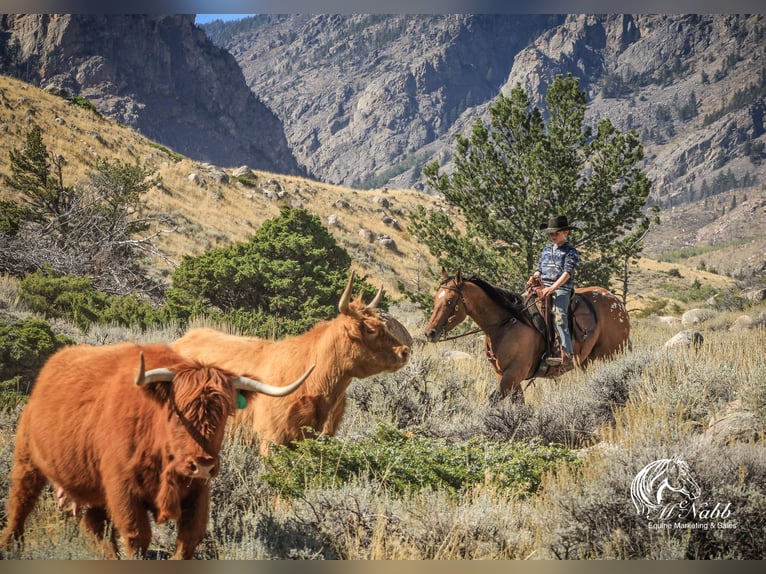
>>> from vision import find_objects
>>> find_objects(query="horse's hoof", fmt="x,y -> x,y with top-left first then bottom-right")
488,389 -> 504,406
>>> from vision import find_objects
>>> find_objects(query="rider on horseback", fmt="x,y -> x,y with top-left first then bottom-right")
527,214 -> 580,374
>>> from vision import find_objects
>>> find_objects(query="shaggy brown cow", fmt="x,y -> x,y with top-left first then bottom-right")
172,271 -> 413,454
1,342 -> 311,559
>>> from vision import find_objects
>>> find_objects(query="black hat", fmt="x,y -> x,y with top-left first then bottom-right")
540,214 -> 576,233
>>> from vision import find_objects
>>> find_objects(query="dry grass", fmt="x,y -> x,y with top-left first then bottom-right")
1,75 -> 764,559
1,284 -> 764,558
2,75 -> 743,309
0,75 -> 445,297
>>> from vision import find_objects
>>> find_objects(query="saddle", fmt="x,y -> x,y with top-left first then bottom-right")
524,279 -> 598,374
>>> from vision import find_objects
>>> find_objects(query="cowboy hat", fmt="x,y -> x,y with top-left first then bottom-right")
540,214 -> 576,233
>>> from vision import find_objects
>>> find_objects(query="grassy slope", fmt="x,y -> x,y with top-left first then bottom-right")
0,74 -> 741,312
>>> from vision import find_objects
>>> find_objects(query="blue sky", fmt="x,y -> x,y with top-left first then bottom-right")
194,14 -> 255,25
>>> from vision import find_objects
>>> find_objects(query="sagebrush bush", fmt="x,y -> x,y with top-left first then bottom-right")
260,424 -> 577,501
0,284 -> 764,560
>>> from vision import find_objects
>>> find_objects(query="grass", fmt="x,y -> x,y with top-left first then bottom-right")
1,281 -> 764,558
0,74 -> 764,560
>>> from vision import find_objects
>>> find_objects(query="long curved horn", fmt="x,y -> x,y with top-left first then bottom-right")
138,367 -> 176,386
366,285 -> 384,309
233,364 -> 315,396
338,271 -> 356,315
139,364 -> 316,394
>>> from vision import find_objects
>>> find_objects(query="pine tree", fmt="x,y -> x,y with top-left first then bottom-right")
411,74 -> 655,289
6,124 -> 73,224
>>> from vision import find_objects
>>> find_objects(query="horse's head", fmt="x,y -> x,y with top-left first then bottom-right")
659,457 -> 701,503
425,268 -> 469,342
631,456 -> 701,518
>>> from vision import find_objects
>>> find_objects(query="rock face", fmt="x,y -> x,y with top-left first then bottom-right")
207,14 -> 556,189
207,13 -> 766,201
0,14 -> 304,176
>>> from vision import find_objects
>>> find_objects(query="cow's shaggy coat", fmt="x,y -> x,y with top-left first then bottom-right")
1,342 -> 293,559
173,272 -> 412,454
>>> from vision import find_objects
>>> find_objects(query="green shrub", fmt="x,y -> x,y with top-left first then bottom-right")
19,270 -> 162,332
20,271 -> 107,330
0,315 -> 74,397
168,206 -> 379,335
262,424 -> 577,500
67,95 -> 99,115
0,200 -> 26,236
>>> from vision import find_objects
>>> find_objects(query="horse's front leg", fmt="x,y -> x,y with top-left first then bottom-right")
488,368 -> 525,404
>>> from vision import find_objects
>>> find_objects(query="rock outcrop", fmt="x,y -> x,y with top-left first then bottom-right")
0,14 -> 304,176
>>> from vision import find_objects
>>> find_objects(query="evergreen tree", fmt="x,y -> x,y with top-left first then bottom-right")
6,124 -> 73,223
411,74 -> 655,289
2,125 -> 167,296
167,206 -> 376,335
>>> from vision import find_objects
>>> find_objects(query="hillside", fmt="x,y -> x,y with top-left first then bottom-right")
0,14 -> 763,279
0,75 -> 742,313
0,74 -> 440,298
0,14 -> 304,176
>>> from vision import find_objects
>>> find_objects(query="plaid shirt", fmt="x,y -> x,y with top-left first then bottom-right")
536,241 -> 579,289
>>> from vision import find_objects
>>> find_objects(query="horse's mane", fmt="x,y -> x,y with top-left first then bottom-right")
444,274 -> 528,323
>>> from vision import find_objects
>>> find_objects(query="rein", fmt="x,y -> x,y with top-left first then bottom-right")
434,281 -> 537,343
439,327 -> 483,342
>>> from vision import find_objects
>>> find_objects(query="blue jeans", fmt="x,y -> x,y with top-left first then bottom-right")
550,286 -> 573,355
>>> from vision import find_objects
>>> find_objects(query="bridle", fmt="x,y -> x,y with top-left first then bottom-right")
434,280 -> 482,342
434,277 -> 541,343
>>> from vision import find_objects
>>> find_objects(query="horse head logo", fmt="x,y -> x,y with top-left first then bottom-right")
631,456 -> 701,519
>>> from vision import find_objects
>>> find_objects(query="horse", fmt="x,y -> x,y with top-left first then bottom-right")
424,269 -> 630,403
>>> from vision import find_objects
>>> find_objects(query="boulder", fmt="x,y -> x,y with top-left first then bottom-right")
744,287 -> 766,303
443,350 -> 473,361
729,315 -> 755,331
378,235 -> 398,251
231,165 -> 252,178
681,308 -> 715,327
700,400 -> 759,446
664,329 -> 704,349
359,228 -> 375,243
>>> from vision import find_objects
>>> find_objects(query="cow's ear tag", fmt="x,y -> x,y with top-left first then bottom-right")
236,393 -> 247,409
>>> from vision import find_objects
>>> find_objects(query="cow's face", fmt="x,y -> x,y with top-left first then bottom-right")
165,367 -> 236,481
345,302 -> 412,378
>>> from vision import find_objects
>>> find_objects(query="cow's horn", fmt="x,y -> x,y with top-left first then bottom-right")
366,285 -> 384,309
134,351 -> 146,386
233,364 -> 315,396
138,368 -> 176,385
338,271 -> 356,315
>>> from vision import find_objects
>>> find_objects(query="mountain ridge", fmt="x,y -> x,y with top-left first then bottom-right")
0,14 -> 305,177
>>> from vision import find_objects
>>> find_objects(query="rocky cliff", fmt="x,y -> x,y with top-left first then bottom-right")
207,14 -> 558,189
0,14 -> 304,176
208,14 -> 765,207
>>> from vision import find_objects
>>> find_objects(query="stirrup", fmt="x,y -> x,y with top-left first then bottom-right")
544,355 -> 562,366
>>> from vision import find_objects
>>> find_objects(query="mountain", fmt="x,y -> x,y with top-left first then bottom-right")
204,13 -> 766,277
0,14 -> 304,176
204,14 -> 559,189
1,13 -> 763,278
206,14 -> 765,193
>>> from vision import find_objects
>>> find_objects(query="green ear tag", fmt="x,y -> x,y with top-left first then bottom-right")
236,393 -> 247,409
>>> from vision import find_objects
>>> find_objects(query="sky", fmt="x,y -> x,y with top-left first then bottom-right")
194,14 -> 255,25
